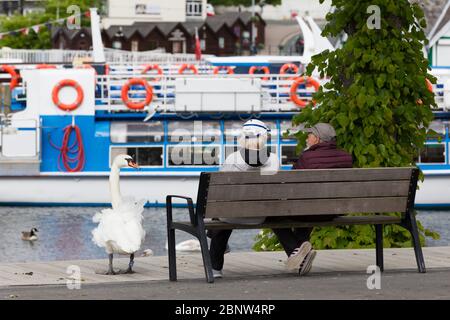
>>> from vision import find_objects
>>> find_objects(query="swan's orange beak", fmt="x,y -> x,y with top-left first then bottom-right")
127,160 -> 139,169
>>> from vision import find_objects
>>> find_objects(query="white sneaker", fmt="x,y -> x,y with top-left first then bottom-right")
299,250 -> 316,276
286,241 -> 312,271
212,269 -> 223,278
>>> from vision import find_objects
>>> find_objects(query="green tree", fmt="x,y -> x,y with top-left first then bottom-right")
0,0 -> 104,49
254,0 -> 440,251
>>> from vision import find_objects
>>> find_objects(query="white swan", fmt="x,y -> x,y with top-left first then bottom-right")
92,154 -> 146,275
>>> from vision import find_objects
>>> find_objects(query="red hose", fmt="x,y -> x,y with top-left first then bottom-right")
49,125 -> 85,172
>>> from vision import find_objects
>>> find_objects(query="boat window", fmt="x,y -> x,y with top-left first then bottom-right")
110,121 -> 164,143
168,121 -> 221,143
426,121 -> 446,141
281,145 -> 298,165
167,145 -> 220,166
280,120 -> 298,141
110,146 -> 163,166
224,120 -> 278,144
418,144 -> 446,163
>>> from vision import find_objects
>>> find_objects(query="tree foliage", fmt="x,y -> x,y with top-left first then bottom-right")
254,0 -> 440,251
0,0 -> 104,49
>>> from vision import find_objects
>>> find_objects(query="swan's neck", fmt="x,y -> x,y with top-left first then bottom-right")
110,165 -> 122,210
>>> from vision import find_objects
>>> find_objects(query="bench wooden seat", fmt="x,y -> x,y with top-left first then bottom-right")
166,167 -> 425,283
172,215 -> 403,230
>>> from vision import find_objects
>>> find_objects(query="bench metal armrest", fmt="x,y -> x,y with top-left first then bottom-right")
166,195 -> 196,226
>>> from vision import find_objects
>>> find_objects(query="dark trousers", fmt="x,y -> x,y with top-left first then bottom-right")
208,229 -> 233,271
270,215 -> 335,256
272,227 -> 313,256
208,215 -> 335,270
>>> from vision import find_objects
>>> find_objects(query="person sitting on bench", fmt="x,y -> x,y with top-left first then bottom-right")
208,119 -> 279,278
271,123 -> 353,276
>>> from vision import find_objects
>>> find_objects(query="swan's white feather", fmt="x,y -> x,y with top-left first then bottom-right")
92,197 -> 146,255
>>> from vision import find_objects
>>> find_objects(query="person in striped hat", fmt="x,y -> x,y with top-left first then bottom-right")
208,119 -> 279,279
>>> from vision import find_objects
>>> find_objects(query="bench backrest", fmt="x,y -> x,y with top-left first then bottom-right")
196,167 -> 419,219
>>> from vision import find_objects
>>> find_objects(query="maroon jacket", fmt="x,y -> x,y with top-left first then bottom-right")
293,141 -> 353,169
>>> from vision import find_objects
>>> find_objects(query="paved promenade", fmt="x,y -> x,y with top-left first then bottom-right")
1,246 -> 450,299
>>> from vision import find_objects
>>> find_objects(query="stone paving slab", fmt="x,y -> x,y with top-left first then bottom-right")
1,246 -> 449,288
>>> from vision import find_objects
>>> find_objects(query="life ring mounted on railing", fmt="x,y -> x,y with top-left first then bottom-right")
417,78 -> 434,105
290,76 -> 320,108
248,66 -> 270,80
121,78 -> 153,110
36,64 -> 57,69
0,65 -> 20,90
425,78 -> 433,93
52,79 -> 84,111
279,63 -> 299,79
178,64 -> 198,75
213,66 -> 234,75
142,64 -> 163,81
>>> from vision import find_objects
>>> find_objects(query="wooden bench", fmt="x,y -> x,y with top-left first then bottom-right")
166,167 -> 425,283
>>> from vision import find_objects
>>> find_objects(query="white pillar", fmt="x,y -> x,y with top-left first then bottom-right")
90,8 -> 106,63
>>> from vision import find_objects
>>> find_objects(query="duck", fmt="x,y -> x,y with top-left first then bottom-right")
91,154 -> 146,275
21,228 -> 38,241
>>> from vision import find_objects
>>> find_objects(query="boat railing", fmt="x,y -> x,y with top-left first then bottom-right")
91,72 -> 450,112
93,73 -> 319,113
4,70 -> 449,114
0,48 -> 212,64
107,64 -> 214,75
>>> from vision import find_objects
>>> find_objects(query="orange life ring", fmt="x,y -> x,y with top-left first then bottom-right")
425,78 -> 433,93
142,64 -> 163,81
417,78 -> 434,105
104,64 -> 110,75
36,64 -> 57,69
249,66 -> 270,80
52,79 -> 84,111
280,63 -> 299,79
76,64 -> 96,72
178,64 -> 198,74
213,66 -> 234,75
0,65 -> 20,90
121,78 -> 153,110
290,77 -> 320,108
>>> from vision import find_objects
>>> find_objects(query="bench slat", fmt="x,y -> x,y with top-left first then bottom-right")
174,215 -> 403,230
209,168 -> 413,185
205,197 -> 408,218
207,180 -> 410,202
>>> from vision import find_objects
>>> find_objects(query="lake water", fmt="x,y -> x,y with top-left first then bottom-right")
0,206 -> 448,264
